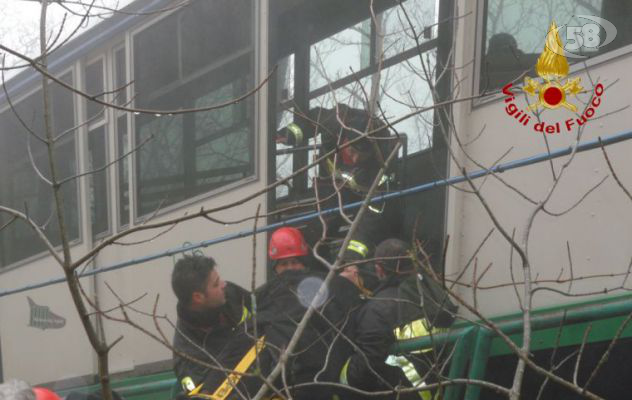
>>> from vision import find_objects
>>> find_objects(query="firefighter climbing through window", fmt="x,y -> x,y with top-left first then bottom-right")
277,105 -> 401,263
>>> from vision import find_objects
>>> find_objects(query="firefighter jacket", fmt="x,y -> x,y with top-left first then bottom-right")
281,107 -> 400,257
342,273 -> 457,399
279,105 -> 394,193
187,270 -> 362,400
172,282 -> 251,386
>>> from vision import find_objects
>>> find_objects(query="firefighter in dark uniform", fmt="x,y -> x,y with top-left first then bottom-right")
179,227 -> 362,399
340,239 -> 458,400
171,255 -> 251,393
277,105 -> 399,262
255,227 -> 362,398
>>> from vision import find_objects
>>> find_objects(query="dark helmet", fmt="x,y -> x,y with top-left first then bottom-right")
374,238 -> 416,276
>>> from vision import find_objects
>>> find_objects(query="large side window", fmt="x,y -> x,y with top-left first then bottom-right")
270,0 -> 452,269
0,73 -> 79,268
273,0 -> 439,201
132,0 -> 255,217
480,0 -> 632,92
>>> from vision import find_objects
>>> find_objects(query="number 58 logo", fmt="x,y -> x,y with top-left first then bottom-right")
547,15 -> 617,58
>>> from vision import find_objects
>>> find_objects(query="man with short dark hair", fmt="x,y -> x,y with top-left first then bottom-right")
171,255 -> 250,388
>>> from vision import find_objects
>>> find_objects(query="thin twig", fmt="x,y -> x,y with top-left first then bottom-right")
599,137 -> 632,203
572,325 -> 592,386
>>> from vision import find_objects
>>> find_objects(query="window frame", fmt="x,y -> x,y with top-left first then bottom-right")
472,0 -> 632,107
272,0 -> 442,203
112,41 -> 133,233
82,53 -> 112,240
129,0 -> 260,223
0,67 -> 83,272
83,55 -> 108,126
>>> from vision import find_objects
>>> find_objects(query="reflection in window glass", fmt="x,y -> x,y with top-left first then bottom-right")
310,55 -> 434,154
277,54 -> 295,103
114,47 -> 127,106
133,12 -> 179,106
136,114 -> 184,215
194,85 -> 251,190
377,55 -> 435,153
275,108 -> 295,199
88,126 -> 108,236
0,74 -> 78,267
133,0 -> 254,217
481,0 -> 632,91
310,77 -> 371,110
382,0 -> 438,59
306,135 -> 321,189
85,59 -> 105,120
180,0 -> 251,78
310,20 -> 371,91
117,116 -> 129,227
52,73 -> 76,134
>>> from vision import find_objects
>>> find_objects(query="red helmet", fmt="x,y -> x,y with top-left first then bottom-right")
32,387 -> 62,400
269,227 -> 309,260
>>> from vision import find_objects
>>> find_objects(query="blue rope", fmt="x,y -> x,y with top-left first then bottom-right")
1,130 -> 631,298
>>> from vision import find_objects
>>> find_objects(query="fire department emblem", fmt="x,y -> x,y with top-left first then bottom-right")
522,21 -> 584,112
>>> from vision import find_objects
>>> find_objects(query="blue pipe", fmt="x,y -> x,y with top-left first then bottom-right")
1,130 -> 631,298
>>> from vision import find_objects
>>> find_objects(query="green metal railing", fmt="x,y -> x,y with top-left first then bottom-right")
392,292 -> 632,400
56,293 -> 632,400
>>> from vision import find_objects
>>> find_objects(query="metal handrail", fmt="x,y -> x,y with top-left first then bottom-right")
391,293 -> 632,400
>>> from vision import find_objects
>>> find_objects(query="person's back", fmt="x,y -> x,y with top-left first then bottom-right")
257,269 -> 361,387
342,239 -> 457,399
343,279 -> 421,399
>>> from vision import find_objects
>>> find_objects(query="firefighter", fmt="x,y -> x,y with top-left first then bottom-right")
180,227 -> 362,399
171,255 -> 251,392
340,238 -> 457,400
339,239 -> 377,298
267,226 -> 312,274
253,227 -> 363,398
277,105 -> 400,262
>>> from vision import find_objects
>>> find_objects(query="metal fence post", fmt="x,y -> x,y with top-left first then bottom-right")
463,328 -> 493,400
443,327 -> 476,400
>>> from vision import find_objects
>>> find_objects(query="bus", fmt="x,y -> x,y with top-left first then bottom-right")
1,0 -> 631,398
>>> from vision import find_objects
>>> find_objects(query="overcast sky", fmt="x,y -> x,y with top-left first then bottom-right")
1,0 -> 133,76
